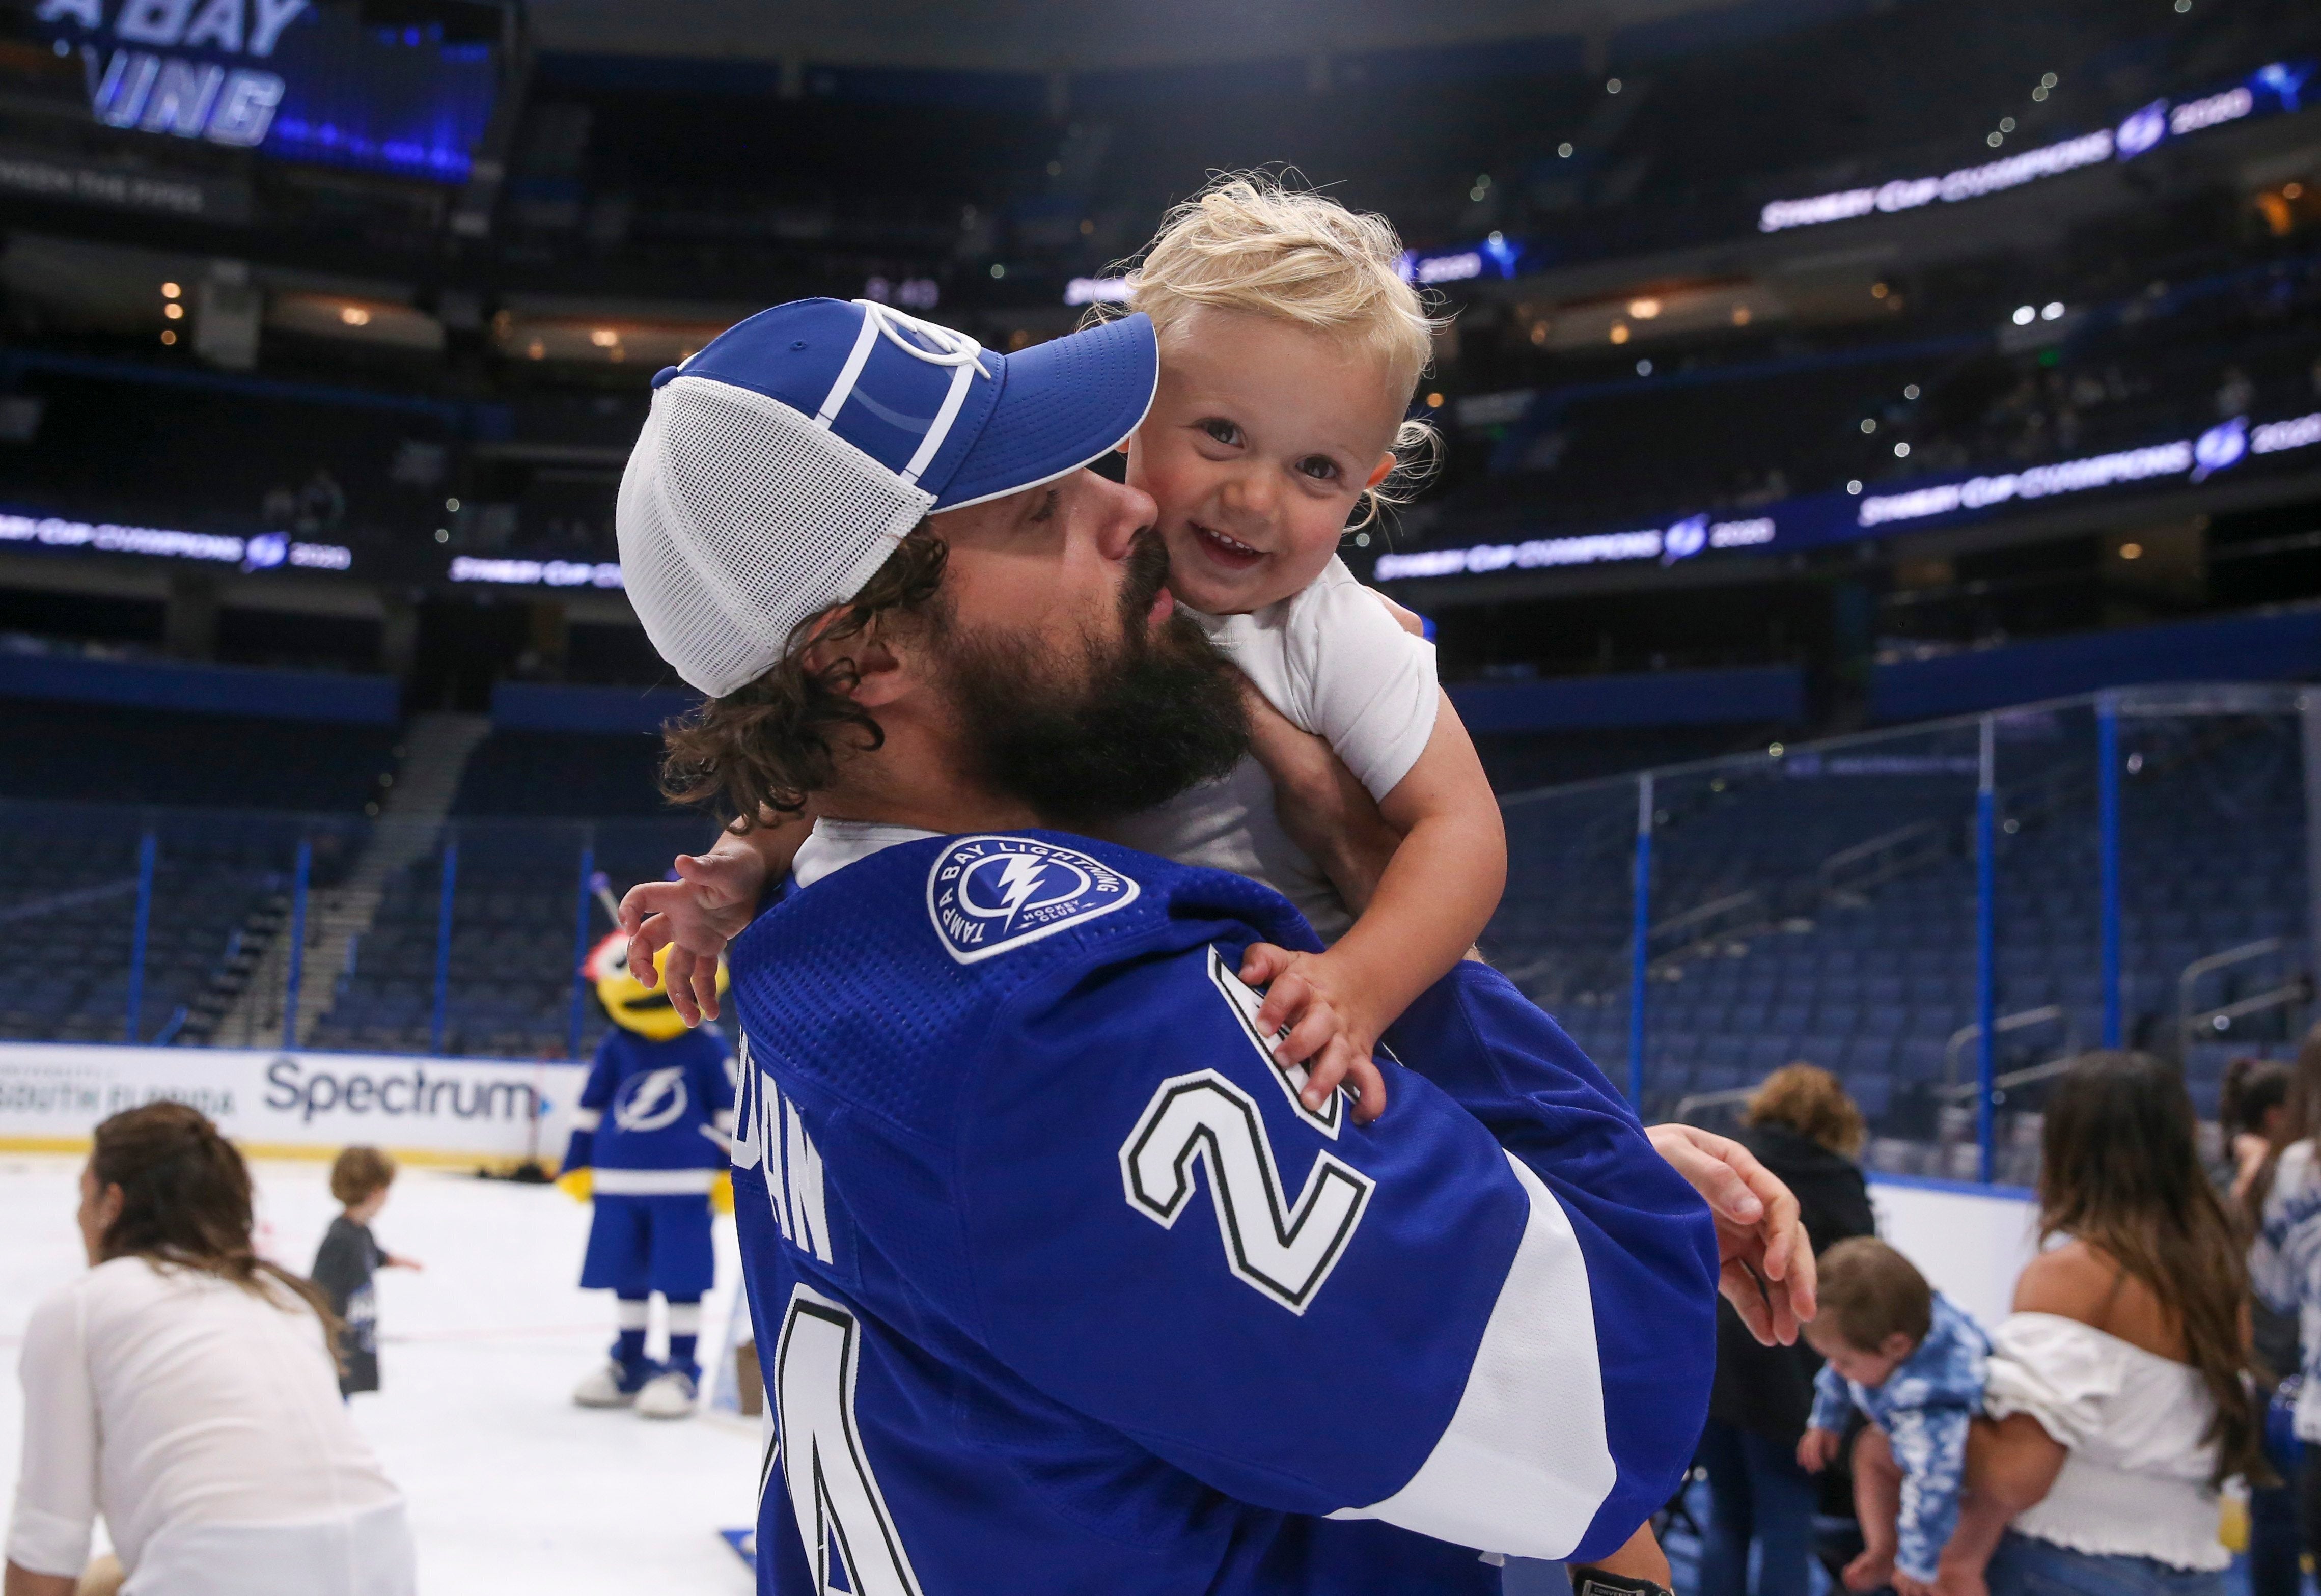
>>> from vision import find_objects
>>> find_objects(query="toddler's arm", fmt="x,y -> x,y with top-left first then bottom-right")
1242,690 -> 1505,1118
1808,1362 -> 1855,1435
623,808 -> 811,1024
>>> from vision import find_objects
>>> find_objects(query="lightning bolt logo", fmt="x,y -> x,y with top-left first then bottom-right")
992,854 -> 1047,929
926,836 -> 1143,966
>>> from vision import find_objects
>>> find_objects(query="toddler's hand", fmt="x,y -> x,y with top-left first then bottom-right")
1797,1427 -> 1842,1473
1236,944 -> 1390,1123
385,1253 -> 423,1271
621,848 -> 765,1025
1892,1574 -> 1935,1596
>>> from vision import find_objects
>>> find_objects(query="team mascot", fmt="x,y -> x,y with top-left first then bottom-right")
559,930 -> 735,1418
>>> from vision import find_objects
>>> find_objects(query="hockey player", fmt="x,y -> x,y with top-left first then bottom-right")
559,931 -> 734,1419
610,301 -> 1771,1592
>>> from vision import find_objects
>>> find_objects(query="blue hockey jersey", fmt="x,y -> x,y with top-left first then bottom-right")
564,1026 -> 735,1194
726,829 -> 1719,1595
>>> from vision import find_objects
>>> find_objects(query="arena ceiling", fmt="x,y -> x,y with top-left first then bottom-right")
520,0 -> 1841,73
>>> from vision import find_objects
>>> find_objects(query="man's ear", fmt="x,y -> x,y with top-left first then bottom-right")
1365,451 -> 1397,489
799,613 -> 911,709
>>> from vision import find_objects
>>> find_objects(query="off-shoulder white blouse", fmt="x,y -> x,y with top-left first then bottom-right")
1982,1312 -> 2228,1572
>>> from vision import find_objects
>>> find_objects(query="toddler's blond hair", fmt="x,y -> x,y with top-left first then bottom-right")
1120,173 -> 1444,525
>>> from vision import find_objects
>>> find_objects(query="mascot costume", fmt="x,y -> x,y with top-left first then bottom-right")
560,931 -> 736,1418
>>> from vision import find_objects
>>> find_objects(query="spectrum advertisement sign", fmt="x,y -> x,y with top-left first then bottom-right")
0,1042 -> 588,1164
1760,61 -> 2312,235
1372,410 -> 2321,584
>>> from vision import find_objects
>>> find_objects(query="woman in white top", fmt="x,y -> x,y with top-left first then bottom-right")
1930,1052 -> 2262,1596
5,1102 -> 415,1596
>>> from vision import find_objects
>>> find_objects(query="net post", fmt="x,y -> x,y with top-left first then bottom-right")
1976,716 -> 1998,1185
2304,689 -> 2321,1043
568,834 -> 595,1061
126,827 -> 156,1045
282,833 -> 311,1052
1628,772 -> 1654,1108
2097,693 -> 2123,1050
431,832 -> 458,1056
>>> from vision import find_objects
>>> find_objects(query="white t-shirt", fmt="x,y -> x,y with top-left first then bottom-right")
7,1256 -> 414,1596
1115,558 -> 1439,942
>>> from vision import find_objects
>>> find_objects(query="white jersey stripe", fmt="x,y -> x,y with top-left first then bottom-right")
592,1167 -> 720,1196
1329,1151 -> 1612,1559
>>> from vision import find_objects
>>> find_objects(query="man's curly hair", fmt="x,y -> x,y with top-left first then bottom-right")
658,527 -> 946,825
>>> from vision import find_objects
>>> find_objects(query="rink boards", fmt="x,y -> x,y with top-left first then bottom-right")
0,1041 -> 589,1168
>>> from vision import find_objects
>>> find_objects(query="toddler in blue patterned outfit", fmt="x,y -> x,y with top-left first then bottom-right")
1798,1237 -> 1990,1596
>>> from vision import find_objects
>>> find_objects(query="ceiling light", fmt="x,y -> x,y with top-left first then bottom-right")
1557,142 -> 1574,158
434,528 -> 450,543
1987,131 -> 2005,147
2032,86 -> 2049,101
1636,359 -> 1652,375
589,328 -> 619,347
159,329 -> 176,345
163,302 -> 183,320
2285,182 -> 2305,199
527,340 -> 545,360
1628,297 -> 1662,319
1731,306 -> 1752,326
160,281 -> 180,299
1609,323 -> 1631,344
2041,301 -> 2064,320
2041,72 -> 2058,88
1846,480 -> 1863,494
1860,418 -> 1877,433
2000,117 -> 2016,132
1904,383 -> 1921,399
1894,441 -> 1910,457
1425,392 -> 1444,408
2120,542 -> 2144,559
1530,321 -> 1549,345
340,306 -> 370,326
1871,282 -> 1890,298
445,497 -> 460,511
1606,78 -> 1621,94
2012,305 -> 2035,325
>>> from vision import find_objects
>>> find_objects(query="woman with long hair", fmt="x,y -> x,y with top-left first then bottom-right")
1932,1051 -> 2262,1596
4,1102 -> 413,1596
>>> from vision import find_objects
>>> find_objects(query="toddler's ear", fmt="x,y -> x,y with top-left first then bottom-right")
1365,451 -> 1397,489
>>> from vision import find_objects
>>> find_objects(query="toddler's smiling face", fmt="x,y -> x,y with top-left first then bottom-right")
1126,307 -> 1405,617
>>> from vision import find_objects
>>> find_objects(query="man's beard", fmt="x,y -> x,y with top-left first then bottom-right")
931,531 -> 1249,830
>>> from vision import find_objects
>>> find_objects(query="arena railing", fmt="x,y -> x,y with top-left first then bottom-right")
1494,681 -> 2318,1185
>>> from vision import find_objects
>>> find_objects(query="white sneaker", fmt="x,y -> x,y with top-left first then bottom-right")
573,1362 -> 640,1408
635,1368 -> 699,1420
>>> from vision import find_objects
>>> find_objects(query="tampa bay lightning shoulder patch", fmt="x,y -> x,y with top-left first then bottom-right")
925,835 -> 1141,965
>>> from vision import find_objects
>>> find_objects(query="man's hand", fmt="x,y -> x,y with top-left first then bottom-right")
621,847 -> 765,1025
1646,1123 -> 1816,1345
1797,1425 -> 1843,1473
1235,943 -> 1391,1123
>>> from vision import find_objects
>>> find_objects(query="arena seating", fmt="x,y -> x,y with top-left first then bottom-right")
1511,714 -> 2306,1173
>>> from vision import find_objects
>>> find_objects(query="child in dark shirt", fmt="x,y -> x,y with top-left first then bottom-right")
310,1145 -> 421,1397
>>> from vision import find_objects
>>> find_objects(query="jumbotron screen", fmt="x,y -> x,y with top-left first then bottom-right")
32,0 -> 500,182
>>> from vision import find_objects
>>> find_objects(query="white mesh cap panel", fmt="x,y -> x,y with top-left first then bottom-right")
617,375 -> 935,697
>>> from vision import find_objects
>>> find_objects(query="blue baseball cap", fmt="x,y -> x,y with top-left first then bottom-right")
617,298 -> 1157,697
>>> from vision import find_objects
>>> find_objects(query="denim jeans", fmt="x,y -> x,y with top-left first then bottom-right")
1986,1531 -> 2224,1596
1697,1419 -> 1819,1596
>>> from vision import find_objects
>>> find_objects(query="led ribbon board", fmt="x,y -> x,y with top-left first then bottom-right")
0,510 -> 350,571
1373,411 -> 2321,583
1759,61 -> 2312,235
34,0 -> 498,182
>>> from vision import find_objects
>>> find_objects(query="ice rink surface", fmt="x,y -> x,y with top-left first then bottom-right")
0,1152 -> 759,1595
